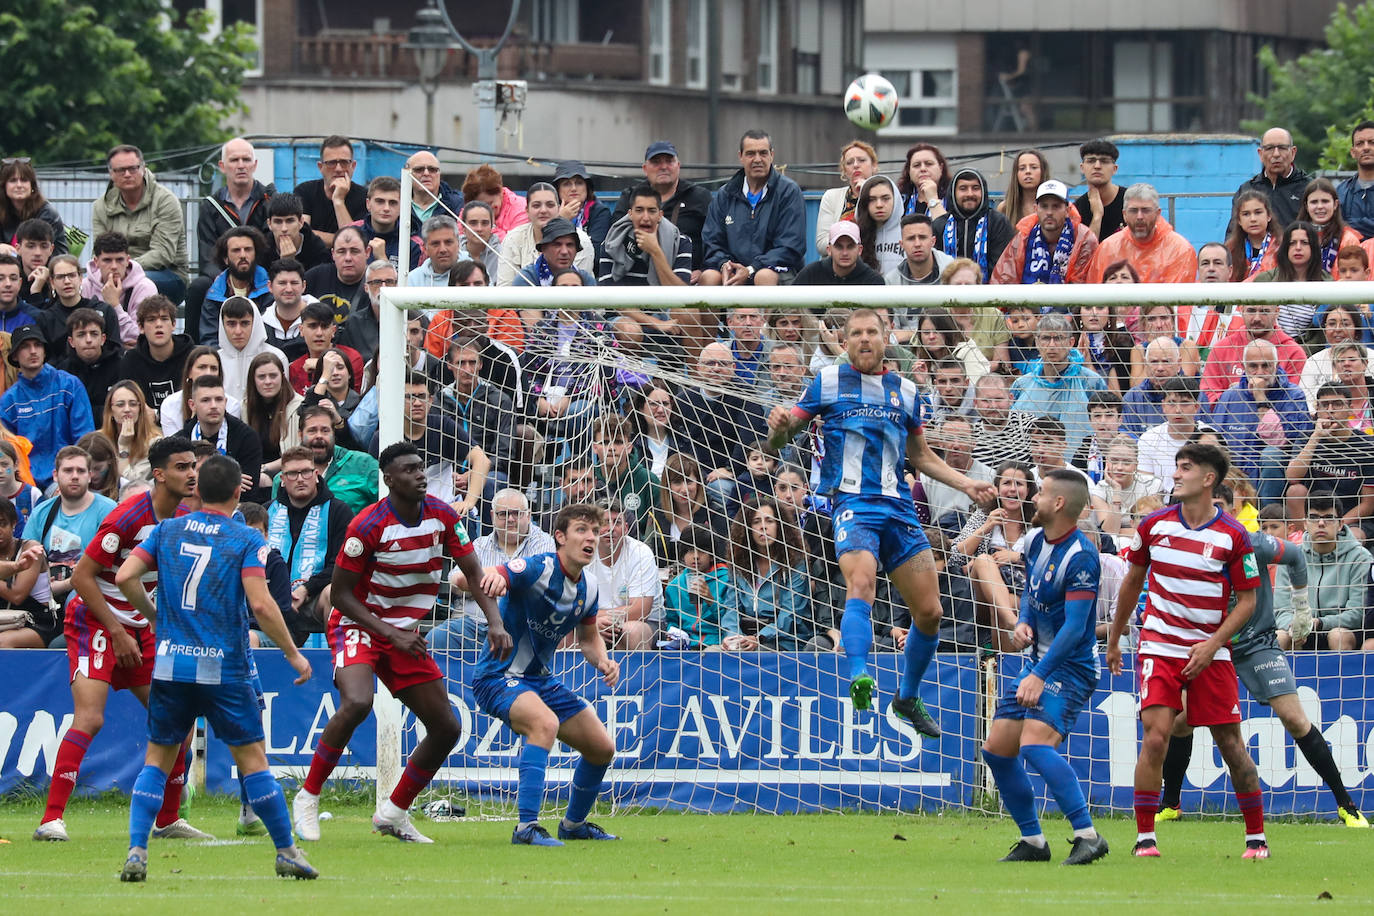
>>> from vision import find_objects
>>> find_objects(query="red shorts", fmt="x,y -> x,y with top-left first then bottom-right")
63,611 -> 155,691
1138,653 -> 1241,726
327,619 -> 442,694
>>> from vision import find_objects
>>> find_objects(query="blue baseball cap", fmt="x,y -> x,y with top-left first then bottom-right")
644,141 -> 678,161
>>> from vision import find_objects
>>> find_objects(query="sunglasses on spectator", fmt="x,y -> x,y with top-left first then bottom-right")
319,158 -> 353,168
2,157 -> 31,165
410,165 -> 441,174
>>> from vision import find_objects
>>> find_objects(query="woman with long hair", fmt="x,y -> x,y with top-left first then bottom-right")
896,143 -> 951,219
76,432 -> 121,501
301,347 -> 361,425
1076,302 -> 1136,394
652,451 -> 725,567
1299,305 -> 1374,407
1224,190 -> 1279,282
815,140 -> 879,254
951,460 -> 1037,651
1098,258 -> 1147,339
0,439 -> 41,534
0,159 -> 67,253
911,306 -> 990,385
1250,221 -> 1331,340
632,382 -> 678,480
1296,177 -> 1363,277
100,381 -> 160,483
854,174 -> 904,274
159,346 -> 240,435
724,498 -> 811,651
243,352 -> 303,488
997,149 -> 1050,223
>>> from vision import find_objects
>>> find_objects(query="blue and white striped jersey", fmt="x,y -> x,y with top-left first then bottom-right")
474,552 -> 600,680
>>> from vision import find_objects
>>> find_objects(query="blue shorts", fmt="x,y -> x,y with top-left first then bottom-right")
832,498 -> 930,572
994,666 -> 1098,738
147,679 -> 265,748
472,673 -> 589,726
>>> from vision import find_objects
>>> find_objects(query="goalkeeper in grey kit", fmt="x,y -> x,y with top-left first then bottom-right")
1157,486 -> 1368,828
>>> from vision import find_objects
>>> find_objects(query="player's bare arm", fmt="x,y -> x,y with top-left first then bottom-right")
330,564 -> 428,658
1106,562 -> 1148,675
244,575 -> 312,684
576,620 -> 619,687
454,550 -> 511,659
86,552 -> 144,666
767,405 -> 805,450
906,427 -> 998,507
1182,588 -> 1255,679
114,553 -> 157,626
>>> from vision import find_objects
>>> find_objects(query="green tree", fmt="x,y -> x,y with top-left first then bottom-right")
0,1 -> 255,164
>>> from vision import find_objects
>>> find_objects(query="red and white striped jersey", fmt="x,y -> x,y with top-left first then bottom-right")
1125,504 -> 1260,661
332,496 -> 474,630
71,491 -> 186,629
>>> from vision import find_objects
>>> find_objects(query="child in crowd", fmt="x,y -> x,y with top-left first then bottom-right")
663,525 -> 737,649
734,439 -> 781,511
992,306 -> 1039,376
1072,390 -> 1124,482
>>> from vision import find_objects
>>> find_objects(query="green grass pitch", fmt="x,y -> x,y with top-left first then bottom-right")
1,796 -> 1369,913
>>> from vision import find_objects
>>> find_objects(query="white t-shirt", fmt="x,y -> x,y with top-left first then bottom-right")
1137,422 -> 1189,485
587,536 -> 665,625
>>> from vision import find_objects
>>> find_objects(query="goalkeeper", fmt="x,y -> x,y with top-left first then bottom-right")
1157,486 -> 1368,828
768,308 -> 995,734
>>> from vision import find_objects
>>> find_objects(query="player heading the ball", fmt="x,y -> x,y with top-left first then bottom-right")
768,307 -> 996,730
293,441 -> 511,845
1108,443 -> 1269,860
981,469 -> 1108,866
468,502 -> 620,847
115,454 -> 316,882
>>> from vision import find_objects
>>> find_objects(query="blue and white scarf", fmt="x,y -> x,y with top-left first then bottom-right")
943,212 -> 988,280
533,254 -> 554,286
267,500 -> 331,591
190,421 -> 228,455
1021,221 -> 1076,284
1245,234 -> 1271,277
1322,237 -> 1340,274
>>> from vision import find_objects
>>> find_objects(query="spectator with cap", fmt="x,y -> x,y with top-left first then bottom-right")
793,222 -> 885,285
497,184 -> 595,286
612,141 -> 713,279
0,325 -> 94,488
552,160 -> 612,265
511,218 -> 597,287
990,180 -> 1099,285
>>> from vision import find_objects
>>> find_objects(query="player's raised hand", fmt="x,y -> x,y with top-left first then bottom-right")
598,658 -> 620,688
480,568 -> 508,598
1181,639 -> 1218,679
487,623 -> 513,660
287,651 -> 313,685
1105,640 -> 1123,676
965,479 -> 999,509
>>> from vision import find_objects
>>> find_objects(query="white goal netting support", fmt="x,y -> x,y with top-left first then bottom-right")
371,277 -> 1374,820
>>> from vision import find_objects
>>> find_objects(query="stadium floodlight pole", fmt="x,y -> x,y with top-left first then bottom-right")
433,0 -> 523,161
379,281 -> 1374,312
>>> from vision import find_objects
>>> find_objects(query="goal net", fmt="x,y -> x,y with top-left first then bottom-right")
370,274 -> 1373,822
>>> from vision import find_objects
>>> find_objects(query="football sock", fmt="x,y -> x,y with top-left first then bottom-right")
1295,725 -> 1355,810
1133,790 -> 1157,836
243,770 -> 295,851
154,741 -> 189,828
239,778 -> 254,820
1022,744 -> 1093,832
1236,789 -> 1265,839
129,765 -> 168,850
841,598 -> 873,679
899,626 -> 938,700
301,740 -> 343,795
983,749 -> 1040,839
43,728 -> 92,822
1159,731 -> 1192,809
389,760 -> 437,811
517,743 -> 550,826
564,758 -> 608,826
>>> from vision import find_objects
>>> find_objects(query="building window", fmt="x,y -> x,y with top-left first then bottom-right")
866,35 -> 957,134
648,0 -> 670,85
531,0 -> 579,44
757,0 -> 778,93
685,0 -> 707,88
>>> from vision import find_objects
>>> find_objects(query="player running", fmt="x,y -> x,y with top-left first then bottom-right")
982,469 -> 1109,865
471,503 -> 620,847
1108,443 -> 1269,859
114,454 -> 316,882
35,436 -> 212,843
293,441 -> 511,844
767,308 -> 995,732
1157,487 -> 1368,828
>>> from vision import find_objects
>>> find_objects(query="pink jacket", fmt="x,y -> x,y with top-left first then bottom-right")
492,186 -> 530,240
79,257 -> 149,346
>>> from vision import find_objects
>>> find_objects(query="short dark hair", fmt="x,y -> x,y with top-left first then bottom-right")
1257,504 -> 1285,523
190,374 -> 225,395
92,231 -> 130,256
1213,482 -> 1235,505
54,445 -> 91,473
220,296 -> 255,321
297,404 -> 334,430
1160,375 -> 1200,400
378,440 -> 420,471
1352,120 -> 1374,142
1079,138 -> 1119,161
1030,415 -> 1066,439
1044,467 -> 1090,516
1175,442 -> 1229,485
66,308 -> 106,334
1307,490 -> 1340,516
0,254 -> 19,275
0,495 -> 17,528
279,445 -> 316,466
1315,382 -> 1350,402
1087,389 -> 1123,412
739,129 -> 771,152
319,135 -> 354,157
14,218 -> 53,245
900,213 -> 934,231
629,184 -> 662,208
149,435 -> 195,470
555,502 -> 605,536
266,192 -> 305,220
269,257 -> 305,281
404,372 -> 432,393
367,175 -> 401,196
137,295 -> 177,325
300,302 -> 336,326
197,454 -> 242,503
239,501 -> 268,528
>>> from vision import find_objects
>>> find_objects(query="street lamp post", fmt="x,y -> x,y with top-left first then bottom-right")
404,2 -> 454,146
425,0 -> 522,160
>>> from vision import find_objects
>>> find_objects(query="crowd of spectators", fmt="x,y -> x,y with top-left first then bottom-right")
3,124 -> 1374,656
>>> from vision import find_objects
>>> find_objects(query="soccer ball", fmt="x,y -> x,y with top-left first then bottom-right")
844,74 -> 898,131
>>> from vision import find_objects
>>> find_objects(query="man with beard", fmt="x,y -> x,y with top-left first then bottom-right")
932,167 -> 1014,282
265,446 -> 351,643
199,227 -> 271,344
294,405 -> 378,515
992,181 -> 1099,285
